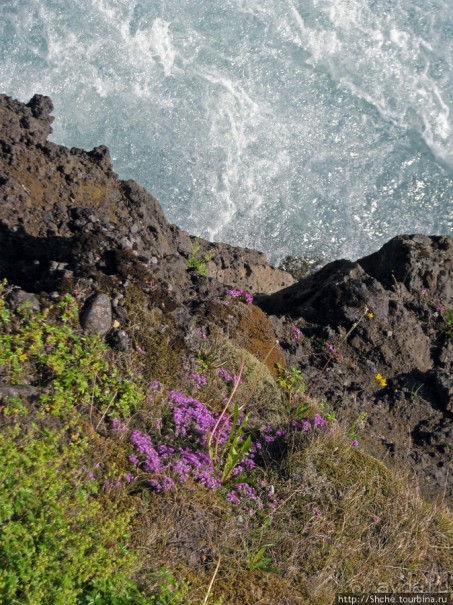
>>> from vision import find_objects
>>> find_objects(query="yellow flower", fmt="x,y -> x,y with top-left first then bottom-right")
367,312 -> 374,319
375,373 -> 387,388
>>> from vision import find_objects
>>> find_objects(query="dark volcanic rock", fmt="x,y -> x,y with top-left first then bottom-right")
80,293 -> 112,336
258,234 -> 453,502
107,328 -> 131,352
7,289 -> 41,313
258,259 -> 390,325
0,93 -> 293,296
435,371 -> 453,413
359,233 -> 452,303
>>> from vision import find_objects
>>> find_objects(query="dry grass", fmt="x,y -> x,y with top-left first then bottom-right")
126,423 -> 452,604
263,427 -> 452,602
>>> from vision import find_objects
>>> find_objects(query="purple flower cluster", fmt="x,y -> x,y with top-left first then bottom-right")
190,372 -> 207,390
287,325 -> 303,342
313,413 -> 328,428
168,391 -> 225,445
150,476 -> 175,492
130,431 -> 162,472
217,368 -> 233,383
150,380 -> 160,391
230,448 -> 257,477
129,428 -> 221,492
225,288 -> 254,305
290,413 -> 329,433
111,418 -> 127,433
325,343 -> 342,361
216,368 -> 242,385
84,461 -> 136,490
104,474 -> 136,490
125,375 -> 331,510
126,387 -> 263,495
261,424 -> 287,444
225,481 -> 280,515
147,379 -> 161,403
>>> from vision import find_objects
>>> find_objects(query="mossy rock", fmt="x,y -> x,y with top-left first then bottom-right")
220,338 -> 287,429
122,285 -> 185,387
203,300 -> 286,377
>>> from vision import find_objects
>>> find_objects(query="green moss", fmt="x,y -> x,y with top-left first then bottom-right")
122,286 -> 184,388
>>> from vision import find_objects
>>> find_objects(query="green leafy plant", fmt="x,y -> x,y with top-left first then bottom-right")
218,404 -> 252,484
347,410 -> 368,442
247,545 -> 281,574
206,367 -> 252,483
0,292 -> 144,419
276,363 -> 307,417
195,338 -> 224,374
1,396 -> 28,417
186,239 -> 214,277
80,568 -> 190,605
439,307 -> 453,339
276,364 -> 305,395
410,383 -> 424,402
0,423 -> 137,605
0,281 -> 10,324
318,398 -> 337,423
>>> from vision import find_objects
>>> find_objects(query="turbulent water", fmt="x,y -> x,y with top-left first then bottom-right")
1,1 -> 452,263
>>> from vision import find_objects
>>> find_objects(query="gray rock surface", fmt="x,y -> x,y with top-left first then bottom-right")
80,293 -> 112,336
7,289 -> 41,313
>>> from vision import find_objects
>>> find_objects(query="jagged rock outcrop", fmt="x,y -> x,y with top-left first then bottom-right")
258,234 -> 452,502
0,93 -> 293,298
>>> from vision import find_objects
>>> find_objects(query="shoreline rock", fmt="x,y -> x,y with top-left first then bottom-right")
0,93 -> 294,297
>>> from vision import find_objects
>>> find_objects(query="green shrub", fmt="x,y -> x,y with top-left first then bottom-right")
0,292 -> 144,419
186,239 -> 213,277
0,423 -> 137,604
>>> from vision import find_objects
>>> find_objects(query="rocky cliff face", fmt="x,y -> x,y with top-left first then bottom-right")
1,93 -> 451,503
0,93 -> 294,299
258,234 -> 452,501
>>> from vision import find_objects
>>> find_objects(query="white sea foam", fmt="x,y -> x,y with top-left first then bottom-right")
0,0 -> 451,263
149,19 -> 176,77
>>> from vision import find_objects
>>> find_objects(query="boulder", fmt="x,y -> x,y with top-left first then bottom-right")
7,289 -> 41,313
80,293 -> 112,336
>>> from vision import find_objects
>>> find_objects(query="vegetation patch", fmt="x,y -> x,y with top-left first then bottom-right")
0,283 -> 451,604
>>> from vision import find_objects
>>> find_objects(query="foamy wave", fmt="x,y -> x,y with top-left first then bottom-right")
0,0 -> 451,263
149,19 -> 176,77
283,0 -> 453,167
